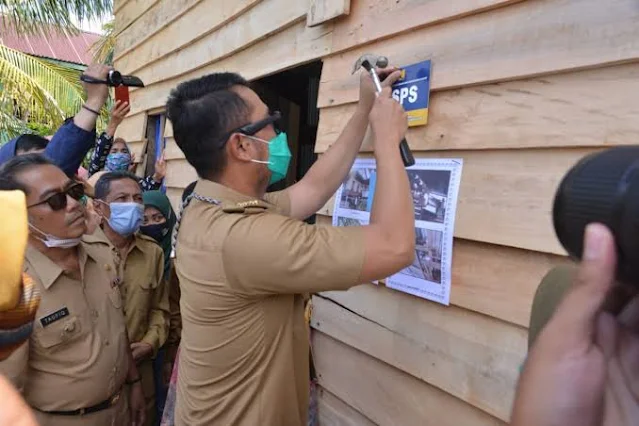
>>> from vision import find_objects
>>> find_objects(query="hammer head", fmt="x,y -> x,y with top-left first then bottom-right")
351,53 -> 389,74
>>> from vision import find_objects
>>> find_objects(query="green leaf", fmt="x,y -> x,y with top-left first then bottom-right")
0,0 -> 113,36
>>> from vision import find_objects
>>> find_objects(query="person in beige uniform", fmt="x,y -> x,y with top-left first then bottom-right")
165,69 -> 415,426
0,155 -> 145,426
87,171 -> 170,426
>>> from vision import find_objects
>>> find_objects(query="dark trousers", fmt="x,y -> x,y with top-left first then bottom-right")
153,346 -> 168,426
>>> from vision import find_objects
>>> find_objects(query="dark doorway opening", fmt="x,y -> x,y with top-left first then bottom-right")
251,60 -> 322,224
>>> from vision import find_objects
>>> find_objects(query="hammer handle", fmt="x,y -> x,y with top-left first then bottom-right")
368,68 -> 415,168
399,138 -> 415,167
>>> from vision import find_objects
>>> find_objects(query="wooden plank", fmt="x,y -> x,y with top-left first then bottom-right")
319,148 -> 601,255
166,187 -> 185,216
164,137 -> 184,161
315,63 -> 639,153
314,215 -> 567,327
126,140 -> 146,162
114,0 -> 160,35
316,387 -> 376,426
308,0 -> 351,27
130,0 -> 307,89
128,20 -> 333,113
165,159 -> 198,188
114,0 -> 202,60
115,114 -> 147,142
450,239 -> 567,326
330,0 -> 524,54
318,0 -> 639,108
115,0 -> 261,74
113,0 -> 129,15
163,119 -> 173,138
312,292 -> 525,421
312,331 -> 506,426
124,0 -> 519,106
121,0 -> 519,91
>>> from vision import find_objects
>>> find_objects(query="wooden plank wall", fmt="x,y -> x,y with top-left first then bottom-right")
113,0 -> 639,423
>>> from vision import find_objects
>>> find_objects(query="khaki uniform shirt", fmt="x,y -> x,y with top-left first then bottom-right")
0,241 -> 130,414
85,228 -> 169,354
174,180 -> 366,426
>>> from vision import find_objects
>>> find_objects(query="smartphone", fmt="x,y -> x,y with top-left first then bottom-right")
114,85 -> 130,105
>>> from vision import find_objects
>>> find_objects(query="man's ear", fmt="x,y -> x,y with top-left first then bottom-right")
93,199 -> 108,219
226,133 -> 253,162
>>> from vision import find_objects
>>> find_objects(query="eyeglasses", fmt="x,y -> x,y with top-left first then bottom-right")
221,111 -> 282,144
27,182 -> 86,211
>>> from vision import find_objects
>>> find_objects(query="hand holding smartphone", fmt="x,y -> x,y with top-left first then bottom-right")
115,85 -> 130,105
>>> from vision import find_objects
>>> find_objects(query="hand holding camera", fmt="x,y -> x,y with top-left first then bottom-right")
81,64 -> 112,112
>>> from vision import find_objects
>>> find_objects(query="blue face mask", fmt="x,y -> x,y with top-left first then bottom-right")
106,153 -> 131,172
107,202 -> 144,236
247,133 -> 292,185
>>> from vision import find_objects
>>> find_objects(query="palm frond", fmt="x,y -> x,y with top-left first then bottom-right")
0,44 -> 90,143
91,19 -> 115,65
0,0 -> 113,36
0,101 -> 28,145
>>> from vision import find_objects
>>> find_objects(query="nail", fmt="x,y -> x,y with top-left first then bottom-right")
583,223 -> 605,260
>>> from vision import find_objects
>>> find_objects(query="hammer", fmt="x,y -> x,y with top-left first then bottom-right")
352,54 -> 415,167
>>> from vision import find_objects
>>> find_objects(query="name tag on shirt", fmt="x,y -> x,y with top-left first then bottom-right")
39,307 -> 69,327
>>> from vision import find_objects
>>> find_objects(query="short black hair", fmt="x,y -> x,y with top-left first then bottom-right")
15,134 -> 49,154
94,171 -> 141,200
0,154 -> 55,194
166,72 -> 250,180
182,180 -> 197,202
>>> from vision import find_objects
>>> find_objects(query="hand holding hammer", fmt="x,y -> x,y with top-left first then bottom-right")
353,53 -> 416,167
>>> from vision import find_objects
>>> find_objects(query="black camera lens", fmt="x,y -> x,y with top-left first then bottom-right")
553,146 -> 639,284
107,70 -> 123,86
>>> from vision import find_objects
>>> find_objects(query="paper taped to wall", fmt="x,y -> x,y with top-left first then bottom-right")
333,157 -> 463,305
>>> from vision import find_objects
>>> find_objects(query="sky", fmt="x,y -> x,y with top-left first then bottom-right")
70,15 -> 112,34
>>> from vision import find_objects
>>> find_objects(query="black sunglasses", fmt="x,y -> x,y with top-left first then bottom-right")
27,182 -> 86,211
221,111 -> 282,144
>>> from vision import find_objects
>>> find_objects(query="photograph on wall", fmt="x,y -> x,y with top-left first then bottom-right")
338,167 -> 375,213
401,228 -> 443,284
332,158 -> 377,224
385,158 -> 463,305
337,217 -> 366,227
333,157 -> 462,303
408,169 -> 451,224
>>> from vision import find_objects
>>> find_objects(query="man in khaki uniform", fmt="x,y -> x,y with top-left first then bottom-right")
87,171 -> 170,426
0,155 -> 145,426
166,69 -> 415,425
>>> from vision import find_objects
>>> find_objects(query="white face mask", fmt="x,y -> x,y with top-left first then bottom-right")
29,224 -> 82,249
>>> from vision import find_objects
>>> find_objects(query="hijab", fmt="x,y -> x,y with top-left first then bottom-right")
141,191 -> 177,277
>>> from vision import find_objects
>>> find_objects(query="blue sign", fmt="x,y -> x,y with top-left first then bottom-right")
391,59 -> 432,127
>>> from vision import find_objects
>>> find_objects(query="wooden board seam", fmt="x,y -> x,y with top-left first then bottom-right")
113,0 -> 129,14
114,0 -> 263,68
129,14 -> 308,90
326,0 -> 524,57
114,0 -> 207,62
316,291 -> 525,337
311,295 -> 521,421
114,0 -> 160,37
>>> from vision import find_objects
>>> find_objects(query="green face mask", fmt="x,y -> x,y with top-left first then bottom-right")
247,132 -> 292,185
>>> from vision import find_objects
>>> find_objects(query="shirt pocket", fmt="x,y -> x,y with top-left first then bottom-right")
137,278 -> 156,291
34,316 -> 83,349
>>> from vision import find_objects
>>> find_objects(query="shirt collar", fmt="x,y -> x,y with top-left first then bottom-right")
193,179 -> 276,210
83,226 -> 150,256
25,243 -> 90,290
